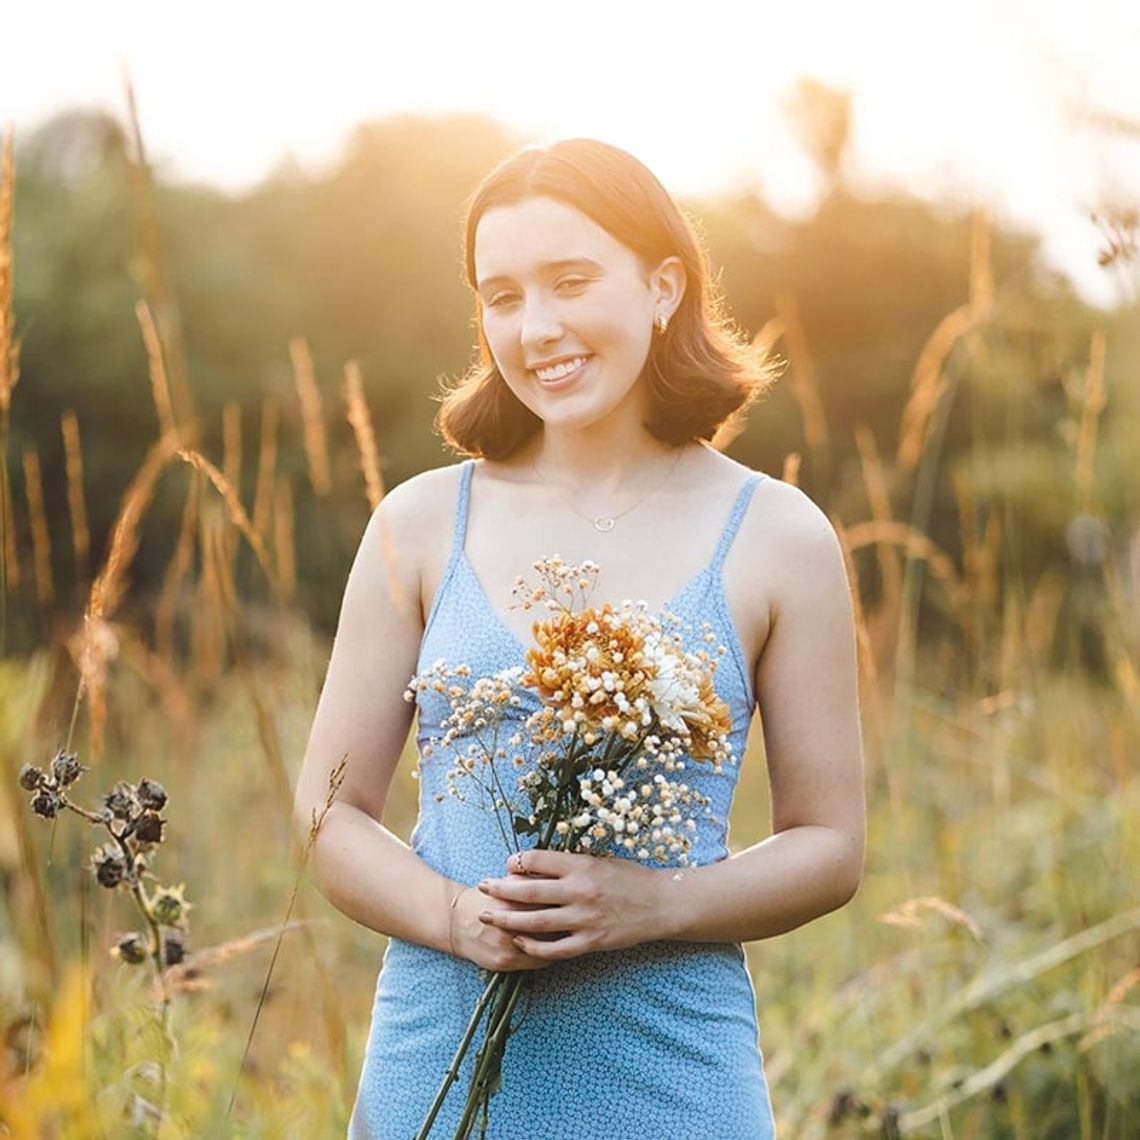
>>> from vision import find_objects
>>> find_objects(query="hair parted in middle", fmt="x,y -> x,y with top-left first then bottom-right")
435,137 -> 783,460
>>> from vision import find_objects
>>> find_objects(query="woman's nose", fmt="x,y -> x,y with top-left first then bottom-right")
520,295 -> 564,348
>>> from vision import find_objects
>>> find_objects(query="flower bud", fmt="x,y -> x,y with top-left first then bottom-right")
152,884 -> 191,927
92,845 -> 128,888
162,930 -> 188,967
50,750 -> 85,787
137,778 -> 167,812
31,789 -> 61,819
18,764 -> 44,791
104,783 -> 137,821
133,811 -> 166,845
114,933 -> 149,965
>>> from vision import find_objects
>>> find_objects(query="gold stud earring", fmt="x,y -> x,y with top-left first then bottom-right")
654,312 -> 669,336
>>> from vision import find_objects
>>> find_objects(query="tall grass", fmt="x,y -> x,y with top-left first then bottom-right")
1,123 -> 1137,1140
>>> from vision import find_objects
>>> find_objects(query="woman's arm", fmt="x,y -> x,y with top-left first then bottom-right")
291,476 -> 458,951
655,481 -> 866,942
292,470 -> 556,973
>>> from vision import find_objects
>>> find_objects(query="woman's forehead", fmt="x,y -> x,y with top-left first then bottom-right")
474,197 -> 628,283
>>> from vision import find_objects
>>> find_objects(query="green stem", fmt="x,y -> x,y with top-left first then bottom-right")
414,970 -> 504,1140
451,973 -> 528,1139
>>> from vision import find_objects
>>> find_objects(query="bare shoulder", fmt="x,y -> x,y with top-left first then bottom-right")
739,474 -> 850,620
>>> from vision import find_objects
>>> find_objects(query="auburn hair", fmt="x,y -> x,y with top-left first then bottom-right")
435,138 -> 780,459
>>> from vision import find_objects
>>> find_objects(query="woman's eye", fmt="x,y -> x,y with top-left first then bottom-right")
557,278 -> 589,293
487,294 -> 517,308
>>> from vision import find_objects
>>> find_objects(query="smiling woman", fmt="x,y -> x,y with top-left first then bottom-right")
292,136 -> 866,1140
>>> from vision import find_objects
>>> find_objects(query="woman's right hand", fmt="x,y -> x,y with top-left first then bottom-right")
450,885 -> 557,973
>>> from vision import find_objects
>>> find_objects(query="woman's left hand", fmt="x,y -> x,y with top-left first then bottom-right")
476,849 -> 668,961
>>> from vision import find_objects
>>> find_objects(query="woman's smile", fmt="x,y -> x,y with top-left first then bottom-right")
532,354 -> 594,391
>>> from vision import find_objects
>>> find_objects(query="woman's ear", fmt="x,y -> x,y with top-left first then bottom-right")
651,255 -> 687,322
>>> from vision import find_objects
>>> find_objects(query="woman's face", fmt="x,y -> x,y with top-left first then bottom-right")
473,195 -> 682,434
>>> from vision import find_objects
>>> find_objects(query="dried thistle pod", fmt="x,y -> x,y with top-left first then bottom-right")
50,749 -> 85,787
18,764 -> 44,791
31,789 -> 61,819
113,933 -> 149,965
162,929 -> 188,967
137,778 -> 167,812
133,811 -> 166,845
92,844 -> 129,889
152,884 -> 191,927
103,783 -> 138,821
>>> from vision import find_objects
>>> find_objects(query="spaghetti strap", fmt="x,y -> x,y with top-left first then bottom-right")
710,472 -> 765,571
421,459 -> 477,643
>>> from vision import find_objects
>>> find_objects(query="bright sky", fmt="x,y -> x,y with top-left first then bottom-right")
5,0 -> 1139,307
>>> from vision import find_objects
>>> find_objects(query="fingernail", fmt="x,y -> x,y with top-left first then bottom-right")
477,880 -> 491,893
479,911 -> 492,922
512,936 -> 525,947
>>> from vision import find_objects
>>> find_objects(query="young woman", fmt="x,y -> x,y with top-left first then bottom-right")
293,137 -> 865,1138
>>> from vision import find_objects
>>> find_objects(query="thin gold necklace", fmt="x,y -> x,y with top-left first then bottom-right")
530,444 -> 687,532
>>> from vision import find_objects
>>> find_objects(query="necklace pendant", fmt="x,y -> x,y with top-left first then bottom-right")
593,516 -> 615,533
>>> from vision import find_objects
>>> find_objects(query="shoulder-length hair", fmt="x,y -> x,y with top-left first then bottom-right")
435,137 -> 781,459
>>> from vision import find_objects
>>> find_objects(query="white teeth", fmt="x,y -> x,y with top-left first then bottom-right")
535,356 -> 589,382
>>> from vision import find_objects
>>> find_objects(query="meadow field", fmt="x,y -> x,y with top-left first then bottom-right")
1,116 -> 1138,1139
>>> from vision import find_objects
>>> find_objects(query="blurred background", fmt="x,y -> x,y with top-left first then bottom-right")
1,1 -> 1138,1137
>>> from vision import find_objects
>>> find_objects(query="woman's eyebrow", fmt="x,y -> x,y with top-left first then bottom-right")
476,258 -> 603,292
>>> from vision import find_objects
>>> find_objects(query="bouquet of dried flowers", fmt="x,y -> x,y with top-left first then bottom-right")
405,557 -> 736,1139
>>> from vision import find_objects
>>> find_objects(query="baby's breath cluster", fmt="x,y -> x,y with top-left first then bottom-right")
404,557 -> 737,869
17,751 -> 190,970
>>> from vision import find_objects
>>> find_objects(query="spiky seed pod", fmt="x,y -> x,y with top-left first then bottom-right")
50,750 -> 85,787
133,811 -> 165,845
114,933 -> 149,965
151,883 -> 191,927
92,845 -> 128,889
163,929 -> 188,966
31,789 -> 60,818
104,783 -> 137,821
18,764 -> 44,791
137,778 -> 167,812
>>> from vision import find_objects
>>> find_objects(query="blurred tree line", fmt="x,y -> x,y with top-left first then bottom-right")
5,104 -> 1138,656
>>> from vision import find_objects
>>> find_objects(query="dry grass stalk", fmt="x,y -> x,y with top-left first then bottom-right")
1080,966 -> 1140,1050
60,411 -> 90,583
0,126 -> 17,418
176,447 -> 273,586
900,1011 -> 1089,1132
969,206 -> 994,317
1,467 -> 18,587
273,477 -> 296,604
772,293 -> 829,476
222,401 -> 242,493
1023,567 -> 1065,674
780,451 -> 801,486
842,519 -> 966,619
74,431 -> 179,759
136,298 -> 177,441
122,69 -> 197,440
853,424 -> 902,645
190,504 -> 226,689
115,623 -> 193,729
1074,328 -> 1107,511
229,756 -> 350,1116
155,470 -> 200,661
344,360 -> 385,509
159,920 -> 313,995
895,304 -> 976,473
251,395 -> 279,539
290,336 -> 331,496
21,447 -> 53,606
877,895 -> 984,942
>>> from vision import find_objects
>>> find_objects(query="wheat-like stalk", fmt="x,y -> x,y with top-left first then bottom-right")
780,451 -> 801,486
273,477 -> 296,604
60,411 -> 90,584
1,466 -> 18,588
221,400 -> 242,573
155,469 -> 201,661
136,298 -> 177,441
21,446 -> 53,606
877,894 -> 984,942
176,447 -> 272,584
290,336 -> 331,496
0,126 -> 18,418
344,360 -> 384,509
772,293 -> 829,478
251,396 -> 279,539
